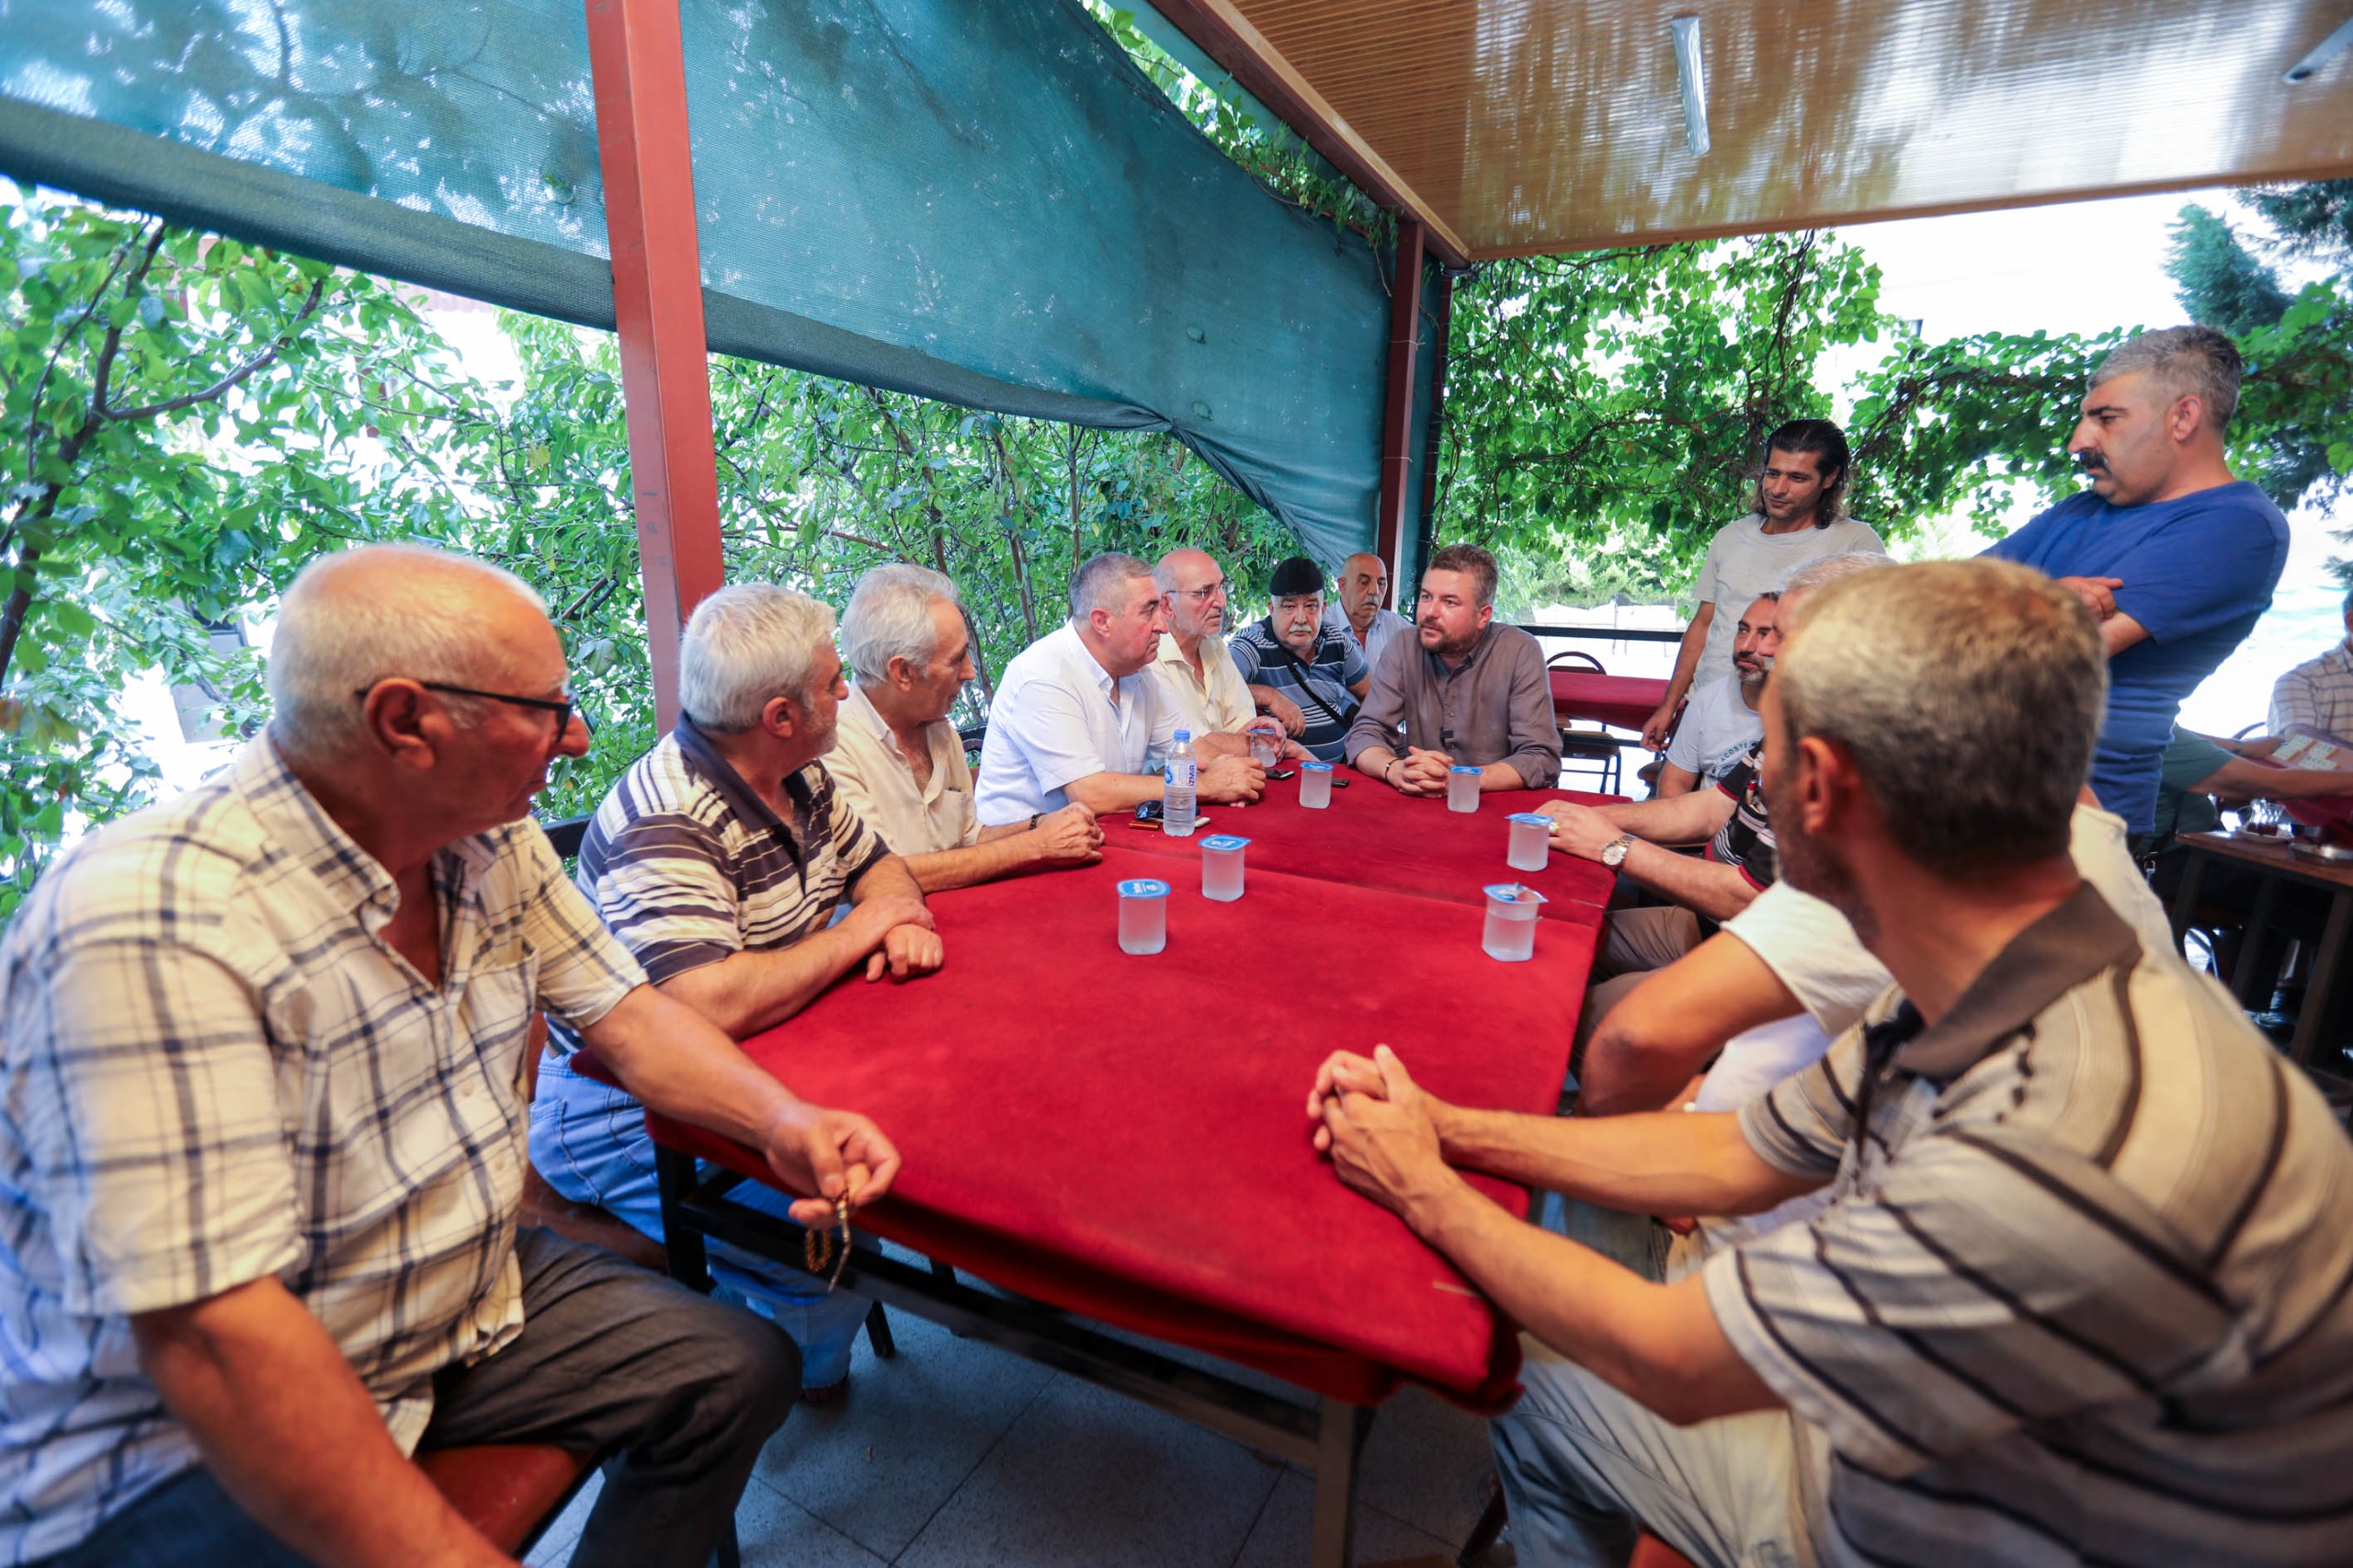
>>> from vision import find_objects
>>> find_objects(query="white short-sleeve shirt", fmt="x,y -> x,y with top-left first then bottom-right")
825,685 -> 979,858
976,623 -> 1180,825
1690,514 -> 1886,685
1664,672 -> 1765,785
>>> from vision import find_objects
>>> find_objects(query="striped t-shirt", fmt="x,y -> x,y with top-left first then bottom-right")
1228,619 -> 1370,762
1710,742 -> 1778,889
1705,881 -> 2353,1566
540,720 -> 886,1116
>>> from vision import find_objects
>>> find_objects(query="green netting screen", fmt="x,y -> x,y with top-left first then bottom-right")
0,0 -> 1443,564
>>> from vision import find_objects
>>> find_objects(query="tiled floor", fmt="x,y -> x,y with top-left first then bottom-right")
524,1271 -> 1506,1568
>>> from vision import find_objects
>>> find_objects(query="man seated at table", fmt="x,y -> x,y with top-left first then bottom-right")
1149,547 -> 1285,739
1324,550 -> 1415,668
979,551 -> 1266,824
0,545 -> 899,1568
1346,542 -> 1562,794
1984,324 -> 2290,844
1229,555 -> 1371,764
1542,554 -> 1889,1032
533,582 -> 941,1402
2270,585 -> 2353,739
1655,594 -> 1774,798
828,562 -> 1104,888
1310,557 -> 2353,1568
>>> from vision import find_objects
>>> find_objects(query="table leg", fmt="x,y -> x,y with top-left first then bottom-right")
2166,852 -> 2206,952
654,1142 -> 713,1292
1310,1399 -> 1373,1568
2234,876 -> 2283,1009
2290,889 -> 2353,1066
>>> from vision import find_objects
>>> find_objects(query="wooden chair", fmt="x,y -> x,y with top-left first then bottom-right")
1546,649 -> 1625,795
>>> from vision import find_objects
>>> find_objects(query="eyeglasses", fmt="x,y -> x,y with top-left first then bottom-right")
1170,579 -> 1228,602
353,680 -> 595,736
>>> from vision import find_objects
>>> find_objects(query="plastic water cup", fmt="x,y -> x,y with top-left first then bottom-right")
1199,835 -> 1250,902
1506,812 -> 1552,872
1447,766 -> 1482,813
1299,761 -> 1334,808
1481,882 -> 1548,962
1118,879 -> 1170,954
1248,730 -> 1280,767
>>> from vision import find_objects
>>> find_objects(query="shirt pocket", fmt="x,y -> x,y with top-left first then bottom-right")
458,950 -> 540,1124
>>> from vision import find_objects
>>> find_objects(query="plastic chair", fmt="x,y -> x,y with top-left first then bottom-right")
1546,649 -> 1624,794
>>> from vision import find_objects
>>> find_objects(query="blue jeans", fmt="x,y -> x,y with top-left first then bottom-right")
531,1049 -> 872,1388
1492,1335 -> 1802,1568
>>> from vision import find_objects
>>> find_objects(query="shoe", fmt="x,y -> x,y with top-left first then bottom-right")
801,1374 -> 849,1405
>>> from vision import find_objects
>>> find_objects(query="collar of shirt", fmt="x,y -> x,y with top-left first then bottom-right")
1883,881 -> 2141,1085
672,716 -> 818,886
843,682 -> 955,807
233,736 -> 499,926
1154,631 -> 1224,687
1052,620 -> 1140,712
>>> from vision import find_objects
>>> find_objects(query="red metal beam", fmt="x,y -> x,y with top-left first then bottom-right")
1373,218 -> 1426,607
584,0 -> 725,731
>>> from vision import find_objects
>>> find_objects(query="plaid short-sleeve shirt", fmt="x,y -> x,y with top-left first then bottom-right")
0,738 -> 644,1563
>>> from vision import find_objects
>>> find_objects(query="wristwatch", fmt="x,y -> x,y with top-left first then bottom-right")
1599,832 -> 1635,869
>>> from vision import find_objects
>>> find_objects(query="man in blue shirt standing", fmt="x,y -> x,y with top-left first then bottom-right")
1984,325 -> 2290,838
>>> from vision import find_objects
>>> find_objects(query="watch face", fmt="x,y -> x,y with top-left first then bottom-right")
1602,838 -> 1629,867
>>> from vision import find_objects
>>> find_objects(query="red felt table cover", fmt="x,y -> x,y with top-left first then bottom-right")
1118,773 -> 1621,914
636,843 -> 1605,1411
1550,671 -> 1669,733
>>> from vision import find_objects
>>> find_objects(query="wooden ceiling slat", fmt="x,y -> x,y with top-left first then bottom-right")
1168,0 -> 2353,258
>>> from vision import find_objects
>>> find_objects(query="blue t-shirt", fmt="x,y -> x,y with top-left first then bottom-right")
1983,481 -> 2288,833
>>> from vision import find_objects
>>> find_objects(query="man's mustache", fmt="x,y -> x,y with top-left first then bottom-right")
2077,453 -> 2108,473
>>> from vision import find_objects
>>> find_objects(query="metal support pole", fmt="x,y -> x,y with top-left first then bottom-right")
1373,219 -> 1427,609
584,0 -> 727,730
1309,1397 -> 1372,1568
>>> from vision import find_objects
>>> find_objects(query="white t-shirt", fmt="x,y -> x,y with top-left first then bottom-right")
976,623 -> 1179,825
1690,514 -> 1886,685
1719,801 -> 2173,1037
1672,802 -> 2177,1267
1663,671 -> 1764,785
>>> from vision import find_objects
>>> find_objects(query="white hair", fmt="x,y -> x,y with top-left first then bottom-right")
1778,551 -> 1892,606
678,583 -> 837,733
268,543 -> 546,765
1070,551 -> 1154,619
842,564 -> 960,685
2093,324 -> 2243,429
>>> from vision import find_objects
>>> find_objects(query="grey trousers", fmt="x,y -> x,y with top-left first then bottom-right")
1574,905 -> 1703,1063
48,1227 -> 799,1568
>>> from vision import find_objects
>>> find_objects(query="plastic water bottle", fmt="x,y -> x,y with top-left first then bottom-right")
1164,730 -> 1199,838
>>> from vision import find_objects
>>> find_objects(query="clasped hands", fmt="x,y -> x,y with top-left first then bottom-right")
1385,745 -> 1457,795
1305,1044 -> 1462,1228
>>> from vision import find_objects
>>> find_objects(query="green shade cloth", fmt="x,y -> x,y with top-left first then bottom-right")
0,0 -> 1440,563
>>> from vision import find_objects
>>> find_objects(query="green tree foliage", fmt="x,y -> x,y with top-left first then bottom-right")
0,188 -> 486,915
2167,187 -> 2353,524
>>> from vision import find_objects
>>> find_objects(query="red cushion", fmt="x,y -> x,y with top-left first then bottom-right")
418,1444 -> 589,1553
618,838 -> 1609,1412
1630,1532 -> 1700,1568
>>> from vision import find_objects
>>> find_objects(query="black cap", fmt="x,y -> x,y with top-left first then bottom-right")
1269,556 -> 1324,597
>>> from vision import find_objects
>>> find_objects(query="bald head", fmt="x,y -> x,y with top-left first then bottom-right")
1337,551 -> 1391,631
269,544 -> 552,766
1154,547 -> 1230,642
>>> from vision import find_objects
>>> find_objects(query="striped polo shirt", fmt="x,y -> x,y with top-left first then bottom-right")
1704,881 -> 2353,1566
542,721 -> 885,1099
1228,619 -> 1370,762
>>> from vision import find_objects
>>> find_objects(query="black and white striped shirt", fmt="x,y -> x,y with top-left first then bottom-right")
1707,881 -> 2353,1566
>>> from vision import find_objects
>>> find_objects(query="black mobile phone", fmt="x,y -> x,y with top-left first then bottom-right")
1330,776 -> 1351,789
1267,767 -> 1297,781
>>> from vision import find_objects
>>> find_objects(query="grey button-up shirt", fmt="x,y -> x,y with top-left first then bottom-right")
1345,621 -> 1562,787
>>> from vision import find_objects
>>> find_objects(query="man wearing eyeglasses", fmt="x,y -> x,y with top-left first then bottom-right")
0,545 -> 895,1568
1148,547 -> 1299,752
